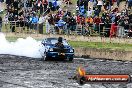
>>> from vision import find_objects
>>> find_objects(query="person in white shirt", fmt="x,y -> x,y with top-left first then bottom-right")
3,14 -> 8,32
87,8 -> 93,17
45,15 -> 50,34
97,0 -> 103,13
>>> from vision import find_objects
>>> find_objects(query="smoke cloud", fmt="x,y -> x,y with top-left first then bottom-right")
0,33 -> 42,58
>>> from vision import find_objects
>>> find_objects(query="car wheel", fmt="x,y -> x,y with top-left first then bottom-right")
43,52 -> 48,61
69,57 -> 73,61
43,55 -> 48,61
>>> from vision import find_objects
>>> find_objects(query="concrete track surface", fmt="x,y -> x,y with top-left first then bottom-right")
0,55 -> 132,88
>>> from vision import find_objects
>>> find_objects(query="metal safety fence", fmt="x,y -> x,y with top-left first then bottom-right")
0,21 -> 132,38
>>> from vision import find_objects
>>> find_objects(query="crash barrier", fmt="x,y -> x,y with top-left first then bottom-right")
68,23 -> 132,38
75,47 -> 132,61
99,23 -> 132,38
1,21 -> 41,34
0,21 -> 132,38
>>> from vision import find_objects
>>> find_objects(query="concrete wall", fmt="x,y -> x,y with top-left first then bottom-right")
75,48 -> 132,61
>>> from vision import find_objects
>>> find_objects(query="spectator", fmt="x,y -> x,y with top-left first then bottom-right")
43,0 -> 48,11
127,0 -> 132,9
101,12 -> 107,23
87,8 -> 93,17
93,16 -> 101,33
45,15 -> 50,34
80,16 -> 85,25
13,0 -> 18,9
48,14 -> 55,33
68,16 -> 76,33
8,13 -> 14,32
51,0 -> 58,11
97,0 -> 103,13
124,18 -> 129,37
0,0 -> 4,3
38,14 -> 45,34
104,16 -> 111,37
118,16 -> 125,37
26,0 -> 32,7
110,22 -> 118,38
94,7 -> 100,17
3,14 -> 9,32
117,0 -> 120,7
76,6 -> 79,14
104,16 -> 111,29
32,14 -> 39,33
0,16 -> 2,32
85,16 -> 93,24
57,17 -> 66,34
110,12 -> 116,23
39,1 -> 43,14
19,15 -> 25,32
76,15 -> 81,24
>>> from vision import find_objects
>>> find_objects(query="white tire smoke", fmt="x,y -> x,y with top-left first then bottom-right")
0,33 -> 42,58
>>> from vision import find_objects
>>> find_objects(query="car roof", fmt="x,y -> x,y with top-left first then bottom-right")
45,37 -> 66,41
46,38 -> 58,41
42,37 -> 70,46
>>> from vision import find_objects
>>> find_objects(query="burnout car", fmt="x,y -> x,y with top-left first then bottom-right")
39,37 -> 74,61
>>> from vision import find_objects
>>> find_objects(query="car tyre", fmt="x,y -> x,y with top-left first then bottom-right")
69,57 -> 73,61
43,52 -> 48,61
43,55 -> 48,61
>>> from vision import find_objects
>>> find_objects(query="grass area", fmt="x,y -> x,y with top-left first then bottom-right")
69,41 -> 132,51
5,36 -> 132,51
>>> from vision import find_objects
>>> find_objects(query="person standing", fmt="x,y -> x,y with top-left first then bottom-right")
0,16 -> 2,32
93,16 -> 101,33
97,0 -> 103,13
43,0 -> 48,12
32,14 -> 39,33
118,16 -> 125,38
104,16 -> 111,37
3,14 -> 9,32
68,16 -> 76,32
45,19 -> 50,34
38,14 -> 45,34
57,17 -> 66,34
127,0 -> 132,9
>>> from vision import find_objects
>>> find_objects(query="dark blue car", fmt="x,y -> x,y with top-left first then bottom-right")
39,37 -> 74,61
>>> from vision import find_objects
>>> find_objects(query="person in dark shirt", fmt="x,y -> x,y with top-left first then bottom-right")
19,9 -> 24,16
93,16 -> 101,33
43,0 -> 48,11
26,0 -> 32,7
69,16 -> 76,31
13,9 -> 18,17
13,0 -> 18,9
55,37 -> 64,49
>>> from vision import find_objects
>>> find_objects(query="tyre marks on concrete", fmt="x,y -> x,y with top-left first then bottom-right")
0,55 -> 132,88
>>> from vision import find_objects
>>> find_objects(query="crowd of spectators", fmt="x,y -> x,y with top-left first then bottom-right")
0,0 -> 61,33
76,0 -> 132,37
0,0 -> 132,37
